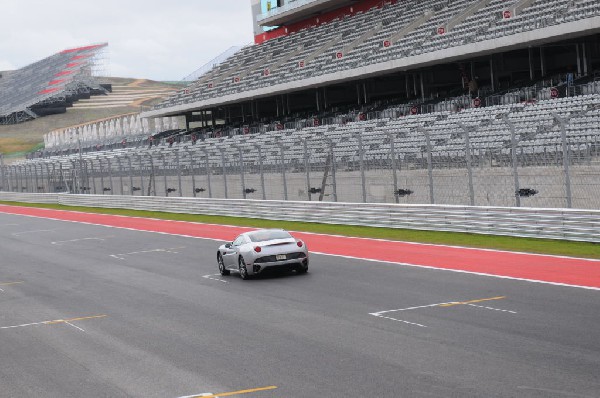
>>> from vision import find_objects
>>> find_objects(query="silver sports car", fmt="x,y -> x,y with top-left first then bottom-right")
217,229 -> 309,279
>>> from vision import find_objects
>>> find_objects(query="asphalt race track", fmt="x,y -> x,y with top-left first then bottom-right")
1,209 -> 599,397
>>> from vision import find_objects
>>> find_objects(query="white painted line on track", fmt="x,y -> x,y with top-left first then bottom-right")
467,304 -> 517,314
109,246 -> 186,260
371,314 -> 427,328
64,321 -> 86,332
51,236 -> 114,245
3,210 -> 599,291
202,274 -> 228,283
11,229 -> 55,236
0,315 -> 106,330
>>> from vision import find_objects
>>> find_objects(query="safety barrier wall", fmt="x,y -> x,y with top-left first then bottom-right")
1,192 -> 599,243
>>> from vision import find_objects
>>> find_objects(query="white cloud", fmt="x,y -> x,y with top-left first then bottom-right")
0,0 -> 253,81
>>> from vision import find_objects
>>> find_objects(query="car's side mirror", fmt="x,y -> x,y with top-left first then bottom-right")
225,243 -> 232,249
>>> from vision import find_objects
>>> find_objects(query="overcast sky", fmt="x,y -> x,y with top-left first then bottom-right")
0,0 -> 254,81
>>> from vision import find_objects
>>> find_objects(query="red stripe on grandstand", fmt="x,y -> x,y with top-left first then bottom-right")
255,0 -> 398,44
48,79 -> 66,86
71,54 -> 91,60
0,205 -> 598,288
61,44 -> 104,54
38,88 -> 61,95
54,71 -> 73,77
66,62 -> 83,68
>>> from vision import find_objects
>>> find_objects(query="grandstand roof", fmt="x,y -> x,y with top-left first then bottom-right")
0,43 -> 108,124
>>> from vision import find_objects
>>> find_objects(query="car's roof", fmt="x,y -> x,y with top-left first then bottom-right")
241,228 -> 286,236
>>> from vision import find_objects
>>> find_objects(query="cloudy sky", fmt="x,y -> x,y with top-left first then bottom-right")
0,0 -> 254,81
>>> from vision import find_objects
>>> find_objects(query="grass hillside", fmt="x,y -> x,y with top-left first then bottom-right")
0,77 -> 180,158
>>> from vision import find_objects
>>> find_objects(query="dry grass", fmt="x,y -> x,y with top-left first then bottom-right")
0,77 -> 179,157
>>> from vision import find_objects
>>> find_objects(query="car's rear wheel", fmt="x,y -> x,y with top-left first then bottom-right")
297,261 -> 308,274
239,256 -> 249,280
218,253 -> 230,276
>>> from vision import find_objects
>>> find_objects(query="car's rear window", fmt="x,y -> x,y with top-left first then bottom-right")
248,230 -> 292,242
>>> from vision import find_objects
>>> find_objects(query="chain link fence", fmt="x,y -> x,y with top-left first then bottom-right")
2,109 -> 600,210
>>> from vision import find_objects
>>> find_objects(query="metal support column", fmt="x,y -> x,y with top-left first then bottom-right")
458,122 -> 475,206
277,141 -> 288,200
502,115 -> 521,207
236,146 -> 247,199
161,154 -> 168,196
254,144 -> 266,200
326,138 -> 338,202
116,158 -> 124,195
203,149 -> 213,198
420,127 -> 435,204
388,132 -> 399,204
107,158 -> 114,195
303,139 -> 311,201
0,153 -> 5,191
187,150 -> 196,198
136,154 -> 145,196
175,151 -> 182,197
553,113 -> 573,208
354,132 -> 367,203
220,148 -> 228,199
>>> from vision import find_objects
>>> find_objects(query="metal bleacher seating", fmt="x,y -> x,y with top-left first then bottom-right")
154,0 -> 600,111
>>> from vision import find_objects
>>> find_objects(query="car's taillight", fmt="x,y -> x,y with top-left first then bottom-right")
254,246 -> 262,252
297,241 -> 303,247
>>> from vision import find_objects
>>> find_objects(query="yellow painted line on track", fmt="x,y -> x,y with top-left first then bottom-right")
439,296 -> 506,307
46,315 -> 108,325
0,281 -> 24,286
0,315 -> 107,330
188,385 -> 278,398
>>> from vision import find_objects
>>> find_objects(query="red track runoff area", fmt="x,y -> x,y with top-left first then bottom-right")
1,204 -> 599,290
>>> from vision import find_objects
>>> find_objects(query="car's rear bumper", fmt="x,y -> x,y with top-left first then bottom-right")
252,257 -> 308,274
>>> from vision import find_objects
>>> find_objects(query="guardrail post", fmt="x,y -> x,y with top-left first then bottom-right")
254,144 -> 266,200
458,122 -> 475,206
501,115 -> 521,207
553,113 -> 573,208
388,132 -> 399,204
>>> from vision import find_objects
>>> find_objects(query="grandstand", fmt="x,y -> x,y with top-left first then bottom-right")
0,44 -> 109,125
2,0 -> 600,210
